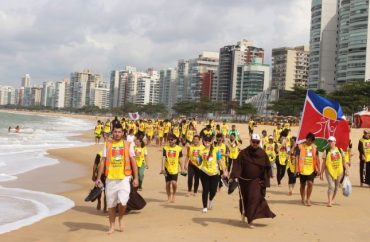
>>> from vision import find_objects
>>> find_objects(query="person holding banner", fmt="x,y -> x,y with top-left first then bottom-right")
320,136 -> 349,207
295,132 -> 320,206
358,129 -> 370,186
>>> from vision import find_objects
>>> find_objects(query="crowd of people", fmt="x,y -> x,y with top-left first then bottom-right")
91,116 -> 370,233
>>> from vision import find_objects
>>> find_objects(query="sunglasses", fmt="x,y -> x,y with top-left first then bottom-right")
169,139 -> 176,141
251,140 -> 260,144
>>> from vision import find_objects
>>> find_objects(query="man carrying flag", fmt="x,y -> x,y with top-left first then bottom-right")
296,90 -> 350,205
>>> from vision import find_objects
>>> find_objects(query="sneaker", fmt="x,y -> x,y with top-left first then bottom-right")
202,208 -> 208,213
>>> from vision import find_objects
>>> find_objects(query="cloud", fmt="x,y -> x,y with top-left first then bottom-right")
0,0 -> 310,86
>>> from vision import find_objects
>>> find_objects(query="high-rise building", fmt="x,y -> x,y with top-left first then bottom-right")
309,0 -> 369,92
110,66 -> 138,108
188,51 -> 219,101
90,87 -> 110,109
272,46 -> 310,90
308,0 -> 338,91
0,86 -> 15,105
30,87 -> 42,106
235,57 -> 270,105
159,68 -> 178,109
135,69 -> 160,105
336,0 -> 370,86
69,70 -> 102,108
110,70 -> 120,108
217,40 -> 264,102
41,81 -> 55,107
176,60 -> 190,102
54,80 -> 67,109
21,74 -> 31,87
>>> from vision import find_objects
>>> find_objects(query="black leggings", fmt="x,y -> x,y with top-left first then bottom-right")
200,172 -> 219,208
287,169 -> 297,185
276,158 -> 286,185
228,158 -> 236,172
360,159 -> 365,184
187,163 -> 200,193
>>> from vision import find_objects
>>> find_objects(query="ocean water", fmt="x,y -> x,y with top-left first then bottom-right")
0,111 -> 94,234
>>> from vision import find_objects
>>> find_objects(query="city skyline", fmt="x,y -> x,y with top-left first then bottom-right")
0,0 -> 310,86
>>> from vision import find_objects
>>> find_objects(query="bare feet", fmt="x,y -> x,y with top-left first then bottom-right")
327,203 -> 332,207
118,222 -> 124,232
107,226 -> 115,234
288,191 -> 292,196
305,200 -> 312,206
185,192 -> 191,197
170,196 -> 175,203
192,193 -> 197,197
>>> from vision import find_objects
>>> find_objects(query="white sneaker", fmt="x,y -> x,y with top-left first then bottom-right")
202,208 -> 208,213
208,200 -> 214,209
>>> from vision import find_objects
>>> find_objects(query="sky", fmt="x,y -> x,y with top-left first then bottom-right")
0,0 -> 311,86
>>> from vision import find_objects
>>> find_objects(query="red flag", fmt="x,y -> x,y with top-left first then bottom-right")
297,91 -> 350,151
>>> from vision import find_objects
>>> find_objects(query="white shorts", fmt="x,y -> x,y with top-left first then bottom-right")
105,177 -> 131,208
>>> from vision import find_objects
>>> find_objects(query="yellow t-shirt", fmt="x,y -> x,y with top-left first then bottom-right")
221,124 -> 228,136
325,147 -> 343,179
228,141 -> 239,159
277,144 -> 288,166
301,145 -> 314,175
264,143 -> 276,163
214,143 -> 227,170
135,146 -> 147,167
106,140 -> 125,179
188,144 -> 204,168
163,145 -> 183,175
199,148 -> 220,176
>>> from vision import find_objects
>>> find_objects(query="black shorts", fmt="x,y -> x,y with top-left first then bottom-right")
165,170 -> 178,182
299,172 -> 315,184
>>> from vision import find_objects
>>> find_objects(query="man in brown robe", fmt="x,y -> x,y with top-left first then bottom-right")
229,133 -> 276,227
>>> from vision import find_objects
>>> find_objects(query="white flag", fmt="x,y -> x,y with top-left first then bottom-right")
129,112 -> 140,121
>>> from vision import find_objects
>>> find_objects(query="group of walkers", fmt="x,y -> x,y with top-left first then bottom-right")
91,116 -> 370,233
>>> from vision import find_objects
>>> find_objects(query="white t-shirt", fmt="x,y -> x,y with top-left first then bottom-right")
126,134 -> 135,144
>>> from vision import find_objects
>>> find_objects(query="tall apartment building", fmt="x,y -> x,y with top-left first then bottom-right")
135,69 -> 160,105
272,46 -> 310,90
308,0 -> 338,91
217,40 -> 264,102
41,81 -> 55,107
336,0 -> 370,86
69,70 -> 102,108
90,87 -> 110,109
159,68 -> 178,109
309,0 -> 369,92
235,57 -> 270,105
0,86 -> 16,105
30,87 -> 42,106
188,51 -> 219,101
54,80 -> 67,109
21,74 -> 31,87
176,60 -> 190,102
110,66 -> 138,108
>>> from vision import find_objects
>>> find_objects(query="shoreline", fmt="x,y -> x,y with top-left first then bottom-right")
1,116 -> 370,241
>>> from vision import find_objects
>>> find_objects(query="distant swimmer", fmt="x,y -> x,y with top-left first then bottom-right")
8,126 -> 11,132
15,125 -> 20,133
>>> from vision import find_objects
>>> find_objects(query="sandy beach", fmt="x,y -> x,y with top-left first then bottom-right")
1,119 -> 370,242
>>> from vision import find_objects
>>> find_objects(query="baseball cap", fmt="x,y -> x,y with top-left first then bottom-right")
364,129 -> 369,134
328,136 -> 336,142
251,133 -> 260,141
268,135 -> 273,139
